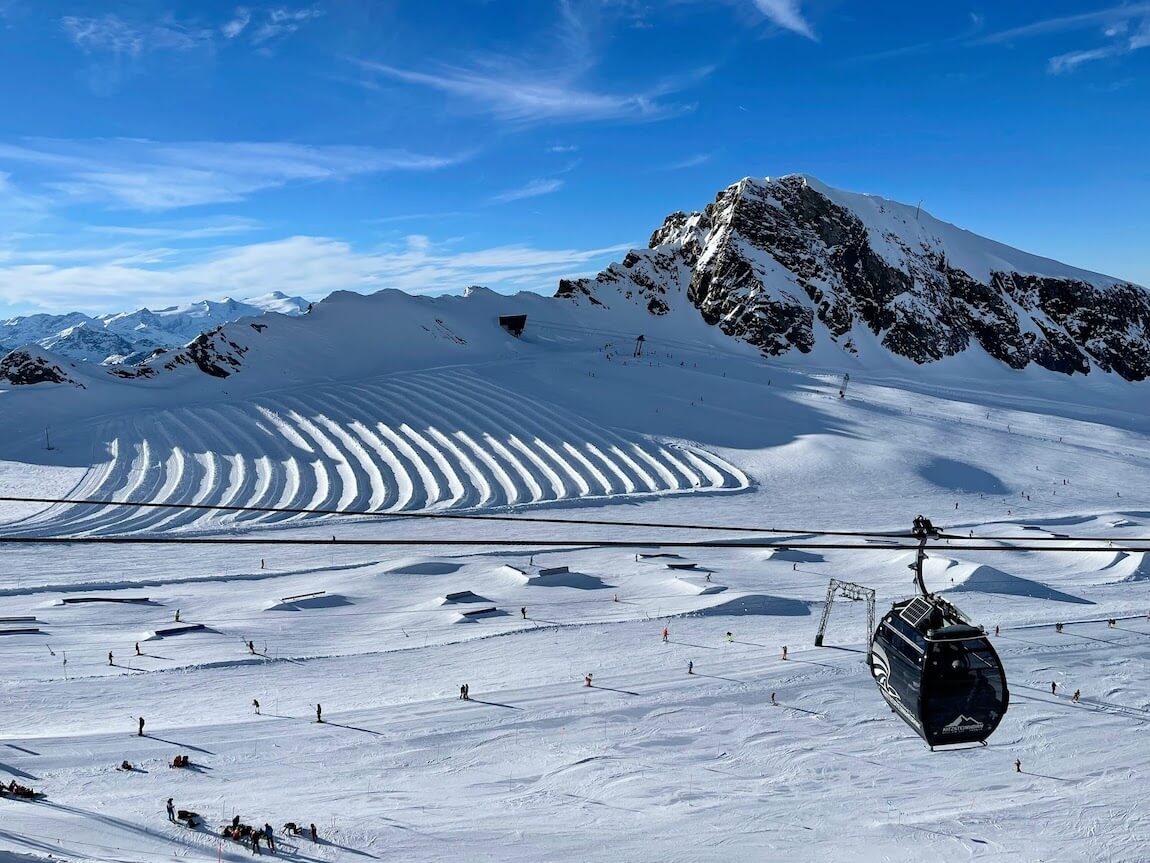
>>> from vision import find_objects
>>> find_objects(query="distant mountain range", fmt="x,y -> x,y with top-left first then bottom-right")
1,292 -> 310,364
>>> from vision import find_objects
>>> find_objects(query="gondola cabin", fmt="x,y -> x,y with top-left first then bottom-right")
870,594 -> 1008,747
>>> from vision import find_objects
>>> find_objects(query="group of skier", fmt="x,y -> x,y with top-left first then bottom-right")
168,798 -> 319,849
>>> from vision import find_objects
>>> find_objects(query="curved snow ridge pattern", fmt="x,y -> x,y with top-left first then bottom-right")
12,370 -> 747,535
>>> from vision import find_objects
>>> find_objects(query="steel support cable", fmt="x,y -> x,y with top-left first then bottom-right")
0,494 -> 915,538
4,536 -> 1150,552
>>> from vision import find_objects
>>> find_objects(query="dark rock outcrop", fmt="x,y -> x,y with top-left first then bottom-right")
0,349 -> 84,387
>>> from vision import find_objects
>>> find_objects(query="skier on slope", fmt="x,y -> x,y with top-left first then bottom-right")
782,646 -> 788,661
264,823 -> 276,852
521,607 -> 527,619
315,703 -> 323,723
585,673 -> 593,687
662,627 -> 669,643
253,699 -> 260,715
138,717 -> 145,736
248,640 -> 256,655
108,650 -> 114,666
459,685 -> 466,701
1051,681 -> 1057,696
726,632 -> 733,644
1072,689 -> 1081,703
166,797 -> 175,822
687,661 -> 693,675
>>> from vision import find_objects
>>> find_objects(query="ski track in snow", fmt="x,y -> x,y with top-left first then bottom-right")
7,370 -> 743,535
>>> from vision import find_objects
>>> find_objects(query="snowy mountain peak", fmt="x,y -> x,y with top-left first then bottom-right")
566,173 -> 1150,380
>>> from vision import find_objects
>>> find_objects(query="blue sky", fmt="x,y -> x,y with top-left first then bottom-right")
1,1 -> 1148,317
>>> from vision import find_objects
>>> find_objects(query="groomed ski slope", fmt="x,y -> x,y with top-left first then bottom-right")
1,313 -> 1150,862
4,367 -> 747,536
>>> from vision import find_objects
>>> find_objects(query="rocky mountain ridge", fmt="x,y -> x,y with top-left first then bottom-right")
558,175 -> 1150,380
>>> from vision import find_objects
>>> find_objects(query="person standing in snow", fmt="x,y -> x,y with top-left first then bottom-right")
1072,689 -> 1081,703
770,692 -> 777,705
662,626 -> 669,643
138,717 -> 145,736
248,640 -> 256,655
687,661 -> 693,675
135,642 -> 141,656
459,685 -> 466,701
585,673 -> 593,687
264,823 -> 275,853
726,631 -> 733,644
994,625 -> 1000,637
252,829 -> 261,854
310,823 -> 318,842
1014,759 -> 1021,773
253,699 -> 260,715
315,703 -> 323,723
463,684 -> 470,701
781,646 -> 788,661
166,797 -> 175,822
1051,681 -> 1057,696
521,607 -> 527,619
1055,623 -> 1064,633
175,609 -> 180,622
108,650 -> 114,666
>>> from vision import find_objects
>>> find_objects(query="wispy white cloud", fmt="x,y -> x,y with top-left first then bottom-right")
845,4 -> 1150,67
490,178 -> 564,204
1048,45 -> 1121,73
85,218 -> 262,240
1130,17 -> 1150,49
547,144 -> 580,153
356,58 -> 703,124
61,13 -> 214,57
0,139 -> 466,211
353,0 -> 706,126
0,234 -> 636,312
251,6 -> 323,45
971,4 -> 1150,45
662,153 -> 711,170
1043,11 -> 1150,73
751,0 -> 815,40
222,7 -> 252,39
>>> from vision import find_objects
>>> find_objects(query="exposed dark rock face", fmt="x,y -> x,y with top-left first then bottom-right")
0,349 -> 83,387
558,175 -> 1150,380
158,328 -> 250,378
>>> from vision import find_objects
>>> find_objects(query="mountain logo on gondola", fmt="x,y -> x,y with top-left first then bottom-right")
942,714 -> 985,733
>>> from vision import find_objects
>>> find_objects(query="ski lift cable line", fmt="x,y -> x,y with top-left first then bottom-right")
7,495 -> 1144,543
3,535 -> 1150,552
0,494 -> 922,538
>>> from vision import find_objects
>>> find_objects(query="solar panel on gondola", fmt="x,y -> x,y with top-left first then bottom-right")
868,516 -> 1010,749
